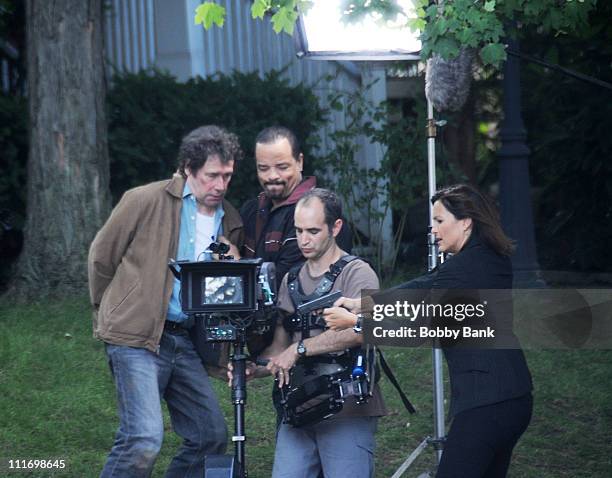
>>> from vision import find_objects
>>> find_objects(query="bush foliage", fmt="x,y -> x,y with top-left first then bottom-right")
521,1 -> 612,272
107,68 -> 326,206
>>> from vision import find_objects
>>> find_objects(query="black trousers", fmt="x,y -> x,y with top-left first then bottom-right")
436,393 -> 533,478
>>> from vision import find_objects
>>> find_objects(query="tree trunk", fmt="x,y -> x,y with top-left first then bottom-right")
10,0 -> 110,298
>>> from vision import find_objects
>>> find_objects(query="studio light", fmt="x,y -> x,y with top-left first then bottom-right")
295,0 -> 421,60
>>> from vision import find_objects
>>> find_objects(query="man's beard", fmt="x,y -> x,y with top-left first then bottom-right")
264,182 -> 287,200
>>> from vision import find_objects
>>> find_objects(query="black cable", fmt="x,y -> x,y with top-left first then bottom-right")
507,48 -> 612,92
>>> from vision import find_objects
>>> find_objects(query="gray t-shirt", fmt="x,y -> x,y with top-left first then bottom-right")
276,257 -> 387,418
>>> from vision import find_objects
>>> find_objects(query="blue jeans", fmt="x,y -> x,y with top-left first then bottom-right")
101,330 -> 227,478
271,417 -> 377,478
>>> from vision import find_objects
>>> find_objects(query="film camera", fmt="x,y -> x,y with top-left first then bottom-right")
168,243 -> 277,478
169,243 -> 276,341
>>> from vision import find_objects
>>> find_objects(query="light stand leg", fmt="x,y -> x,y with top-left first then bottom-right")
432,348 -> 445,463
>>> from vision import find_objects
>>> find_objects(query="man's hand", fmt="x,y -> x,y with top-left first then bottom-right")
266,343 -> 299,388
218,235 -> 241,259
226,361 -> 260,387
323,306 -> 357,331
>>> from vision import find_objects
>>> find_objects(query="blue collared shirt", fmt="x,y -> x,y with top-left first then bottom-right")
166,182 -> 225,322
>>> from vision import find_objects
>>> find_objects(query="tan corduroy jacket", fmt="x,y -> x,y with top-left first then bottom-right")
88,173 -> 244,353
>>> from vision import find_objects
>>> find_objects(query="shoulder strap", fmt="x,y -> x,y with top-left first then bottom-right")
285,256 -> 360,333
377,348 -> 416,414
312,254 -> 360,297
287,262 -> 305,309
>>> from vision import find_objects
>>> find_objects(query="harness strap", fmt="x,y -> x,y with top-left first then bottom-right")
286,255 -> 359,334
287,255 -> 358,312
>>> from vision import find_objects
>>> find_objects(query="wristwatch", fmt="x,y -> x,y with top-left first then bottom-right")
297,339 -> 307,357
353,314 -> 364,334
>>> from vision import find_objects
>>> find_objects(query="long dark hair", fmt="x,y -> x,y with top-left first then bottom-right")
431,184 -> 515,256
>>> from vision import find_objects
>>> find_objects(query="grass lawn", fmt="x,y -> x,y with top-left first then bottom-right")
0,297 -> 610,477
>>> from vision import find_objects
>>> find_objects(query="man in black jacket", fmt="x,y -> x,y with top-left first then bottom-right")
241,127 -> 351,355
241,126 -> 352,286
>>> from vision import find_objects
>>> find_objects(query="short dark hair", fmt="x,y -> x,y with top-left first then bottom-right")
177,125 -> 243,176
297,188 -> 343,232
431,184 -> 515,256
255,126 -> 301,160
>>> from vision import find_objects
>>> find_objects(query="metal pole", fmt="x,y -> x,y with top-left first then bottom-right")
498,36 -> 540,284
427,99 -> 446,464
392,100 -> 446,478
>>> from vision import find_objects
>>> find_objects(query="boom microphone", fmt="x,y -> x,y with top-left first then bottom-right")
425,48 -> 475,112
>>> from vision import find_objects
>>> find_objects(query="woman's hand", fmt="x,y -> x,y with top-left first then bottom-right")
333,296 -> 362,314
323,306 -> 358,331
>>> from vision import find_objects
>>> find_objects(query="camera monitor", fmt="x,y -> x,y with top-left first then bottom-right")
175,258 -> 263,314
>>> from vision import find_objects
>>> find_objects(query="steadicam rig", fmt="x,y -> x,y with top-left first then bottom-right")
167,255 -> 277,478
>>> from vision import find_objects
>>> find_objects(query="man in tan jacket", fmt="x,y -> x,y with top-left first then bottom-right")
88,125 -> 243,478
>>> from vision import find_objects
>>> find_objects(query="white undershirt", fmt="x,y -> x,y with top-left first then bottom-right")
195,212 -> 216,260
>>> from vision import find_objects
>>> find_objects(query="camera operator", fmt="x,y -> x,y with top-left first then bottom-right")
88,125 -> 243,478
233,188 -> 386,478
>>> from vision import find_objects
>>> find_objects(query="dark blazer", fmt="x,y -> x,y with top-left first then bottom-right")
398,233 -> 533,417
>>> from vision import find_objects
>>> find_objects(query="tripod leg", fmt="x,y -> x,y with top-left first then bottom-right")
390,437 -> 430,478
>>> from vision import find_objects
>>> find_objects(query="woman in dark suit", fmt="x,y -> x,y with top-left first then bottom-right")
324,184 -> 533,478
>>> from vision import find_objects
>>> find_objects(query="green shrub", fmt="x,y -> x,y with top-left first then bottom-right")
521,1 -> 612,272
107,68 -> 327,206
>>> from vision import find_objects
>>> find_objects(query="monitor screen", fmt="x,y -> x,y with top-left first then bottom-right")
202,276 -> 245,305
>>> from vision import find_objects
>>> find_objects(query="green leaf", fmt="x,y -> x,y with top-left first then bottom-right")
271,6 -> 299,35
435,37 -> 460,59
297,0 -> 314,15
194,2 -> 226,29
251,0 -> 270,20
484,0 -> 496,13
408,17 -> 426,32
480,42 -> 506,66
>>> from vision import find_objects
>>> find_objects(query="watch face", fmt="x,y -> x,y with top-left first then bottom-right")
297,342 -> 306,355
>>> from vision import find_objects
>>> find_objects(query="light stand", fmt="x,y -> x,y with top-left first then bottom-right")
295,3 -> 446,474
390,100 -> 445,478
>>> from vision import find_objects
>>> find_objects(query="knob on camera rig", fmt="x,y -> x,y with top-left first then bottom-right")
168,250 -> 276,478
